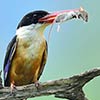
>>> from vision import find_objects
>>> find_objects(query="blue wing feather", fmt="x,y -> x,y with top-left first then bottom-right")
3,35 -> 17,86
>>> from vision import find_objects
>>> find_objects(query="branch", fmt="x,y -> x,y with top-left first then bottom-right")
0,68 -> 100,100
0,71 -> 3,89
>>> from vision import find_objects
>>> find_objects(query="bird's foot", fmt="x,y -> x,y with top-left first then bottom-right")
6,83 -> 17,97
10,83 -> 17,95
34,81 -> 42,90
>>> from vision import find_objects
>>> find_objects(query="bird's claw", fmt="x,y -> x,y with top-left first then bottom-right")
10,83 -> 17,94
34,81 -> 42,90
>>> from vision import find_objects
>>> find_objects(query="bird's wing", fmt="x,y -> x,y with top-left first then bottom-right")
3,35 -> 18,86
37,40 -> 48,80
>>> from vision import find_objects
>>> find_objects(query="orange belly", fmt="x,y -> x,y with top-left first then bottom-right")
9,41 -> 45,86
10,55 -> 42,86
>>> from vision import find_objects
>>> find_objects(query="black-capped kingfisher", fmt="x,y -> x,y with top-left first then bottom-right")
3,7 -> 88,91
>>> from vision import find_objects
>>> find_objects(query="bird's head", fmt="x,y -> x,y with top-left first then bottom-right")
17,10 -> 50,30
17,10 -> 64,34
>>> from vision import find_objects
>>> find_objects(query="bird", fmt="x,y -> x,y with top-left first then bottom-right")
3,7 -> 88,91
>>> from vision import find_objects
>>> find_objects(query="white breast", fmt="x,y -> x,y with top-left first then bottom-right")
16,24 -> 46,60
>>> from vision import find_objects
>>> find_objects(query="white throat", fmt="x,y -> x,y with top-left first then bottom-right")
16,24 -> 45,39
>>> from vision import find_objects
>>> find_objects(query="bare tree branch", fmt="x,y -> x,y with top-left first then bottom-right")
0,68 -> 100,100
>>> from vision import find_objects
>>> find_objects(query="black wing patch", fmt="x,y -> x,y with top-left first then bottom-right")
3,35 -> 17,86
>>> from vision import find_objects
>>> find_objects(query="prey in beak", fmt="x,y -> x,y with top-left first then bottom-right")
39,7 -> 88,42
39,7 -> 88,24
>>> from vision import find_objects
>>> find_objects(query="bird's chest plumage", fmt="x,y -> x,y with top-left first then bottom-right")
17,33 -> 45,61
10,27 -> 46,85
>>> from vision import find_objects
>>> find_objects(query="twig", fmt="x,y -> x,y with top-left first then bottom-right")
0,68 -> 100,100
0,71 -> 3,89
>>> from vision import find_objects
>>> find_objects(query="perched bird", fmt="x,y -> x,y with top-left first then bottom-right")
3,7 -> 88,90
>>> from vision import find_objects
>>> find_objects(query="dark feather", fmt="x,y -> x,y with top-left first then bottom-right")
3,35 -> 17,86
37,40 -> 48,80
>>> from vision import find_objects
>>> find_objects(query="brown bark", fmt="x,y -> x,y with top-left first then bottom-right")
0,68 -> 100,100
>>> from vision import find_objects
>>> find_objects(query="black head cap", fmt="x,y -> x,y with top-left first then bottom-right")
17,10 -> 49,29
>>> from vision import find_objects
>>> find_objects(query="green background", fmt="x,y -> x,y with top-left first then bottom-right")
0,0 -> 100,100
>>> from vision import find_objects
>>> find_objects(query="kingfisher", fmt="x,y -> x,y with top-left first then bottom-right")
3,7 -> 88,91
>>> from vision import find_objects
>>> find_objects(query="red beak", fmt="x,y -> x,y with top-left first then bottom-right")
39,9 -> 78,23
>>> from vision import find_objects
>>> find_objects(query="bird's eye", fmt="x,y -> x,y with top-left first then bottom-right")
33,14 -> 37,17
26,16 -> 30,19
